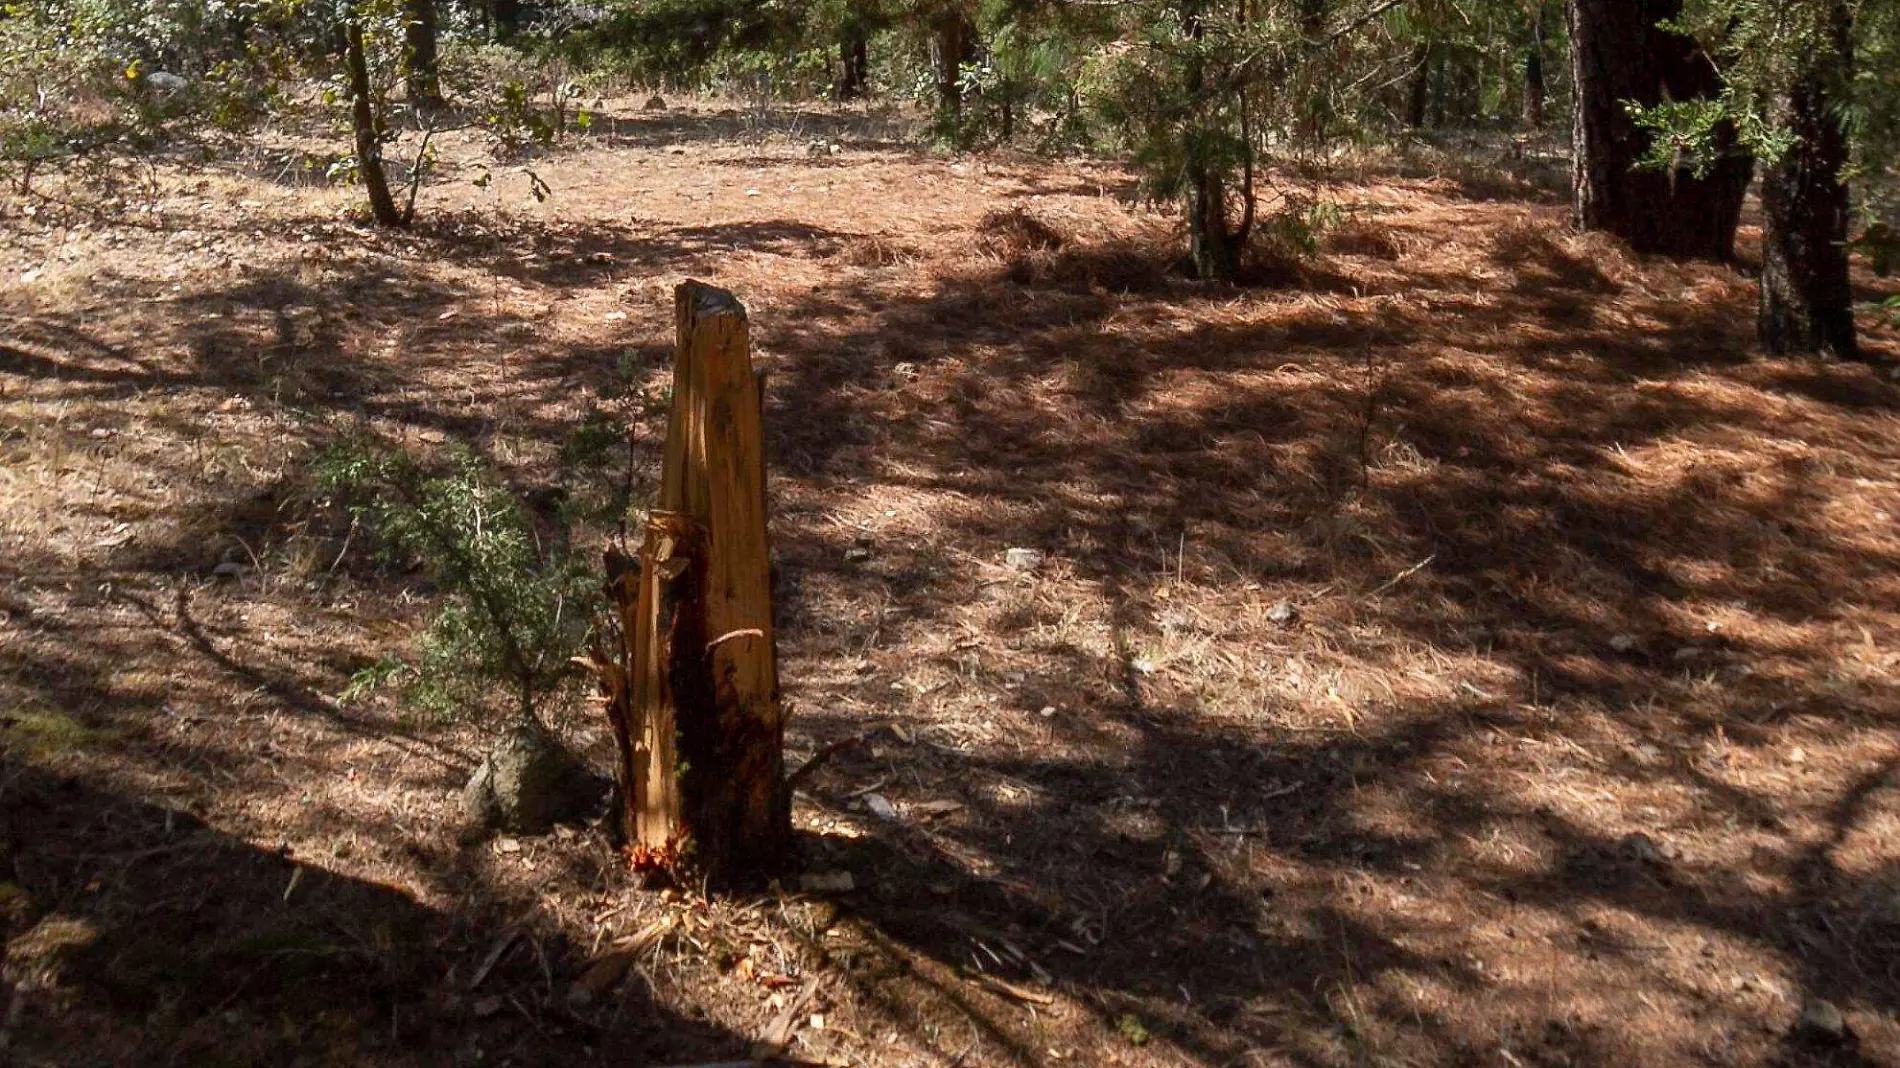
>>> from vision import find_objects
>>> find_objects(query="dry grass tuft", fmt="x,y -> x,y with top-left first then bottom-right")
1003,237 -> 1172,292
1325,217 -> 1411,261
976,205 -> 1068,257
842,233 -> 924,268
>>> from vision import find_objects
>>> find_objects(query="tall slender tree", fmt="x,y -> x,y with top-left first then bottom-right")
345,4 -> 405,227
1522,5 -> 1546,128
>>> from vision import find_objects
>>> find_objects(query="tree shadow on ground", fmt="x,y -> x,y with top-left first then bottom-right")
0,762 -> 746,1067
758,219 -> 1900,1065
8,165 -> 1900,1066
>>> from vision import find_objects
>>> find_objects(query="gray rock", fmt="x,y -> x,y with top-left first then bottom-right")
1618,831 -> 1661,863
1266,600 -> 1298,625
799,870 -> 855,893
1004,547 -> 1046,571
1794,997 -> 1852,1043
145,71 -> 189,97
462,722 -> 604,834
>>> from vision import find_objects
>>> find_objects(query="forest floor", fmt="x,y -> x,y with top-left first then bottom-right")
4,98 -> 1900,1068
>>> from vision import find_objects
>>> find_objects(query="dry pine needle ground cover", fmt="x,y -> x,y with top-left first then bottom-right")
3,100 -> 1900,1068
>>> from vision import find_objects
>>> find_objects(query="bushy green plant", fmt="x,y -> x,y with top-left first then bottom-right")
318,441 -> 598,726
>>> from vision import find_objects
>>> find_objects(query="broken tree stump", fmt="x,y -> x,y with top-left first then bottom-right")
602,281 -> 787,887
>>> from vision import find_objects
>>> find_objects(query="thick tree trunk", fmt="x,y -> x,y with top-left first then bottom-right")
1760,0 -> 1858,358
346,14 -> 405,228
838,26 -> 869,100
1567,0 -> 1752,259
604,283 -> 788,887
404,0 -> 441,109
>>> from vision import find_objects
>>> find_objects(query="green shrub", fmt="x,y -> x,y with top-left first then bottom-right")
318,441 -> 598,726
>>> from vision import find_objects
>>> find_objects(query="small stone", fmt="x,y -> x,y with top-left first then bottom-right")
863,793 -> 898,821
1004,547 -> 1046,571
828,143 -> 842,155
1266,600 -> 1298,626
1619,832 -> 1661,863
462,722 -> 606,834
1131,659 -> 1157,676
1793,997 -> 1853,1047
844,546 -> 873,563
643,94 -> 667,111
799,870 -> 856,894
1608,634 -> 1640,653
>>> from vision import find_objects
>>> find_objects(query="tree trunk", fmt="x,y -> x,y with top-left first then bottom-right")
1448,52 -> 1479,125
491,0 -> 521,41
404,0 -> 441,110
1179,0 -> 1247,282
1407,43 -> 1432,129
604,283 -> 788,887
1760,0 -> 1858,358
1298,0 -> 1327,37
1188,164 -> 1243,283
931,10 -> 974,130
1567,0 -> 1753,259
346,13 -> 405,229
1522,13 -> 1546,129
838,25 -> 869,100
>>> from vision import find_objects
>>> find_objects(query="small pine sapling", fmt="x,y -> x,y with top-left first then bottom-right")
319,442 -> 597,726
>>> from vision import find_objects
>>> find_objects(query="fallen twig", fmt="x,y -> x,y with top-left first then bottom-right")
785,734 -> 872,792
467,923 -> 521,990
978,974 -> 1055,1006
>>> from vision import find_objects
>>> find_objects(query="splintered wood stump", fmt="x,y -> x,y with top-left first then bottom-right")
606,281 -> 787,886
